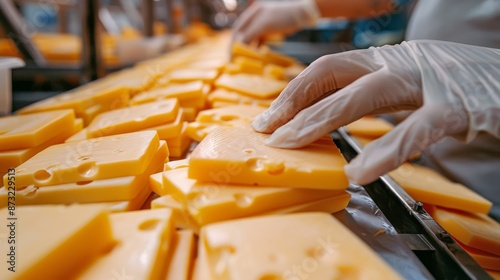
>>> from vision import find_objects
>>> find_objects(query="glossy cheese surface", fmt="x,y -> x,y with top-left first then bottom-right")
0,141 -> 167,206
431,207 -> 500,255
77,209 -> 175,280
231,42 -> 264,61
165,230 -> 196,280
0,109 -> 74,151
86,99 -> 179,138
144,108 -> 185,139
130,81 -> 204,105
164,168 -> 347,225
166,122 -> 192,158
0,204 -> 113,280
259,45 -> 296,67
199,212 -> 401,280
389,163 -> 492,214
215,73 -> 287,99
346,117 -> 394,138
233,56 -> 264,75
0,118 -> 82,171
7,130 -> 160,187
189,126 -> 348,189
99,184 -> 153,212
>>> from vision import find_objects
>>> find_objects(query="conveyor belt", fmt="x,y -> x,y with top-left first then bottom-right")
333,128 -> 492,279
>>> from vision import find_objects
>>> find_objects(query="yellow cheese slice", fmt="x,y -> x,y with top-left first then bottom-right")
98,183 -> 153,212
76,209 -> 175,280
80,95 -> 129,126
263,63 -> 286,80
186,122 -> 222,142
164,168 -> 347,226
215,73 -> 287,99
151,195 -> 198,231
183,58 -> 228,71
195,104 -> 266,123
6,130 -> 160,187
199,212 -> 402,280
223,63 -> 243,74
18,84 -> 128,115
430,207 -> 500,255
264,192 -> 351,215
189,126 -> 349,189
166,159 -> 190,170
231,42 -> 265,61
165,230 -> 196,280
150,172 -> 165,196
65,128 -> 89,142
0,141 -> 167,206
166,122 -> 192,158
181,107 -> 199,122
389,163 -> 492,214
0,109 -> 75,150
130,81 -> 204,105
86,99 -> 179,138
0,118 -> 82,173
458,242 -> 500,271
168,68 -> 219,84
101,67 -> 161,96
488,269 -> 500,279
179,95 -> 206,109
0,204 -> 113,280
259,45 -> 296,67
346,117 -> 394,138
233,56 -> 264,75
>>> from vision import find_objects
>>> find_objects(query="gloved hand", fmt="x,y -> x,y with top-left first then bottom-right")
232,0 -> 320,44
252,40 -> 500,185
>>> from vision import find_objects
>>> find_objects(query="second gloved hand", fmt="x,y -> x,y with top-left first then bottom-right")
252,40 -> 500,185
232,0 -> 320,44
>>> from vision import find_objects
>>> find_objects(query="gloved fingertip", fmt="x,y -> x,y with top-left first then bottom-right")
251,113 -> 269,132
344,160 -> 377,186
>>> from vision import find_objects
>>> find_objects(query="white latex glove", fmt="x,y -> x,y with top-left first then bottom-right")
232,0 -> 320,44
252,40 -> 500,185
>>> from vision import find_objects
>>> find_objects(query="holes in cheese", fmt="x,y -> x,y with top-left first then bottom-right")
389,163 -> 492,214
430,207 -> 500,255
163,168 -> 347,226
0,109 -> 75,151
197,212 -> 402,280
76,209 -> 175,280
86,99 -> 179,138
0,141 -> 168,206
6,130 -> 160,187
189,126 -> 348,190
215,73 -> 287,99
0,204 -> 114,280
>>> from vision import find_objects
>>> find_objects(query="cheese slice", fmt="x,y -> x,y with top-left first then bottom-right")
151,195 -> 198,231
183,58 -> 227,71
164,168 -> 348,226
263,63 -> 286,80
6,130 -> 160,187
346,117 -> 394,138
199,212 -> 402,280
0,118 -> 82,172
168,68 -> 219,84
130,81 -> 204,105
76,209 -> 175,280
189,126 -> 349,189
0,204 -> 113,280
231,42 -> 264,61
80,94 -> 129,126
264,192 -> 351,215
389,163 -> 492,214
165,230 -> 197,280
18,84 -> 128,115
0,141 -> 167,206
233,56 -> 264,75
488,269 -> 500,279
207,88 -> 274,108
166,159 -> 190,170
65,128 -> 89,142
166,122 -> 192,158
0,109 -> 75,151
86,99 -> 179,138
186,122 -> 223,142
430,207 -> 500,255
99,183 -> 153,212
150,172 -> 165,196
215,73 -> 287,99
458,242 -> 500,271
195,104 -> 266,123
181,107 -> 199,122
259,45 -> 296,67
